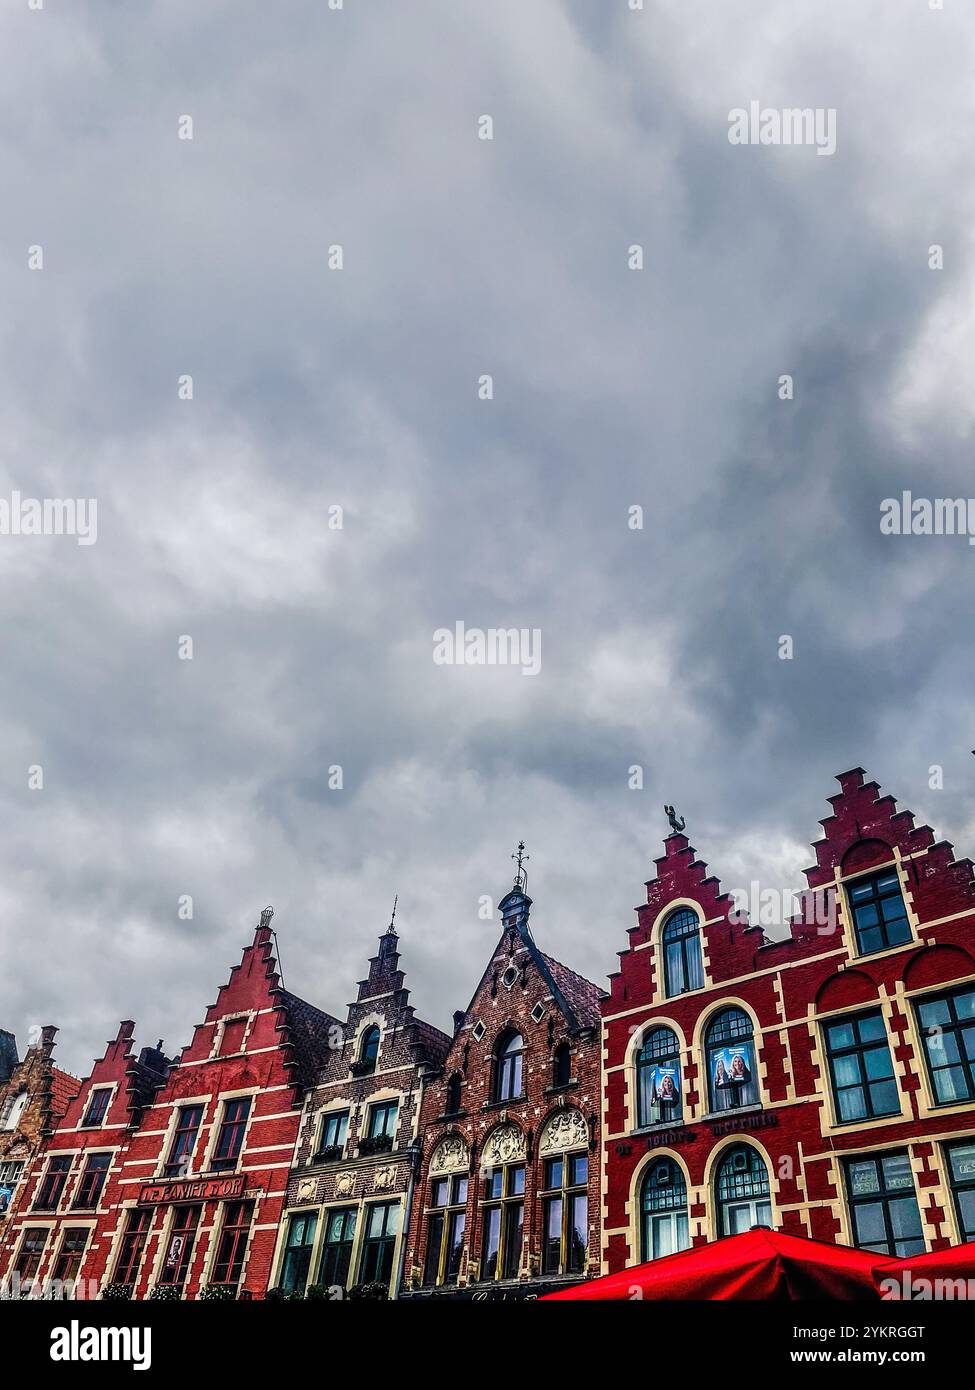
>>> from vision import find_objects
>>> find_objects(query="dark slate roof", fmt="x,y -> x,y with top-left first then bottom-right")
279,991 -> 342,1090
411,1018 -> 452,1070
539,952 -> 605,1029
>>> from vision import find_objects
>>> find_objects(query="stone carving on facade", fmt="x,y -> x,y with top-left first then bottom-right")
295,1176 -> 318,1204
334,1170 -> 355,1198
429,1134 -> 469,1174
538,1107 -> 588,1155
373,1164 -> 398,1191
481,1123 -> 526,1166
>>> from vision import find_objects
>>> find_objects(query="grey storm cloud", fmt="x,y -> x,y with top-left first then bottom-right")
1,0 -> 974,1073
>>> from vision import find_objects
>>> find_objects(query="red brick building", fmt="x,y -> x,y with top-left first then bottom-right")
0,1027 -> 80,1224
0,1021 -> 168,1297
270,917 -> 451,1299
402,858 -> 604,1298
602,770 -> 975,1273
0,911 -> 337,1299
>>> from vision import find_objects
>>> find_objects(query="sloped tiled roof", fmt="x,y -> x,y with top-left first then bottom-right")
279,991 -> 342,1090
50,1067 -> 82,1118
539,952 -> 605,1029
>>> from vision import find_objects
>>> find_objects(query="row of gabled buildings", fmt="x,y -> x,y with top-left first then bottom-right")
2,767 -> 975,1300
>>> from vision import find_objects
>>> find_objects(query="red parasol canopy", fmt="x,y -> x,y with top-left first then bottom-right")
875,1239 -> 975,1299
541,1228 -> 886,1301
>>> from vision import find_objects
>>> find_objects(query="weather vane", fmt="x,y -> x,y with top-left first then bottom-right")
388,894 -> 398,932
260,906 -> 274,929
512,840 -> 529,891
664,805 -> 686,835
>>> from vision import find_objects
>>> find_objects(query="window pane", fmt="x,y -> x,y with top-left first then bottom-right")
852,1201 -> 888,1248
867,1080 -> 899,1115
570,1155 -> 588,1186
857,1013 -> 887,1044
864,1047 -> 894,1081
837,1087 -> 867,1123
881,1153 -> 913,1190
828,1022 -> 856,1050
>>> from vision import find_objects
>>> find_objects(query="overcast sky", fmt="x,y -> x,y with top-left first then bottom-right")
1,0 -> 974,1076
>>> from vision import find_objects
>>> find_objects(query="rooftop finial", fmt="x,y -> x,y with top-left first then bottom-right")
260,906 -> 274,929
512,840 -> 529,891
388,894 -> 398,933
664,805 -> 686,835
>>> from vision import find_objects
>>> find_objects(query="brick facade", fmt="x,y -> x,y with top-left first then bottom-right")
0,1027 -> 80,1221
0,916 -> 336,1300
0,1021 -> 167,1297
402,879 -> 604,1298
270,922 -> 451,1298
602,769 -> 975,1273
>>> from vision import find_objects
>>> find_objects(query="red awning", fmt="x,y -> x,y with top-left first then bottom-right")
875,1240 -> 975,1299
541,1229 -> 887,1301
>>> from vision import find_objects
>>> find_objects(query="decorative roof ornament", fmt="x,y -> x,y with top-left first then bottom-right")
664,805 -> 686,835
259,906 -> 274,929
387,894 -> 398,934
511,840 -> 529,892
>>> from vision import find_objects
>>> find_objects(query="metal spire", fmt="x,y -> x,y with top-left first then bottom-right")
512,840 -> 529,891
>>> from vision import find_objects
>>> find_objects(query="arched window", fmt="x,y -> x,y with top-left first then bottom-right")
636,1027 -> 682,1128
705,1008 -> 760,1112
444,1074 -> 462,1115
641,1158 -> 690,1261
552,1042 -> 572,1089
662,909 -> 703,997
715,1144 -> 772,1236
359,1026 -> 380,1072
494,1031 -> 524,1102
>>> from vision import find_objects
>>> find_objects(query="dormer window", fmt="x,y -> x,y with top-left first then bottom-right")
1,1091 -> 28,1132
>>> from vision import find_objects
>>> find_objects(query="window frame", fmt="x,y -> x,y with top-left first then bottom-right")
164,1104 -> 204,1178
846,869 -> 913,956
157,1203 -> 200,1289
80,1087 -> 113,1129
356,1199 -> 400,1287
540,1151 -> 588,1276
72,1152 -> 111,1210
715,1143 -> 772,1237
423,1174 -> 468,1287
480,1163 -> 525,1282
824,1009 -> 900,1125
494,1031 -> 524,1103
279,1210 -> 318,1295
641,1157 -> 690,1262
35,1154 -> 72,1211
844,1150 -> 925,1258
209,1200 -> 254,1290
636,1026 -> 683,1128
944,1140 -> 975,1244
705,1008 -> 760,1113
915,986 -> 975,1107
113,1206 -> 153,1287
210,1096 -> 252,1172
661,908 -> 704,998
317,1206 -> 357,1288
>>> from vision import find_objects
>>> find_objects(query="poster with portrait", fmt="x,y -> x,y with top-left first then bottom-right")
711,1043 -> 752,1091
0,1184 -> 12,1215
648,1062 -> 682,1109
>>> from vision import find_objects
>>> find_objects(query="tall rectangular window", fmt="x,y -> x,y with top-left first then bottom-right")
218,1018 -> 247,1057
916,987 -> 975,1106
357,1201 -> 400,1286
113,1207 -> 152,1287
164,1105 -> 204,1177
52,1228 -> 90,1285
211,1098 -> 251,1170
540,1153 -> 588,1275
158,1205 -> 199,1289
280,1212 -> 318,1294
35,1155 -> 72,1211
847,871 -> 912,955
210,1201 -> 253,1290
423,1175 -> 468,1286
845,1151 -> 924,1257
73,1153 -> 111,1209
315,1111 -> 349,1160
367,1101 -> 398,1140
14,1228 -> 48,1284
946,1140 -> 975,1243
317,1207 -> 356,1288
80,1088 -> 112,1129
480,1165 -> 524,1281
825,1011 -> 899,1123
